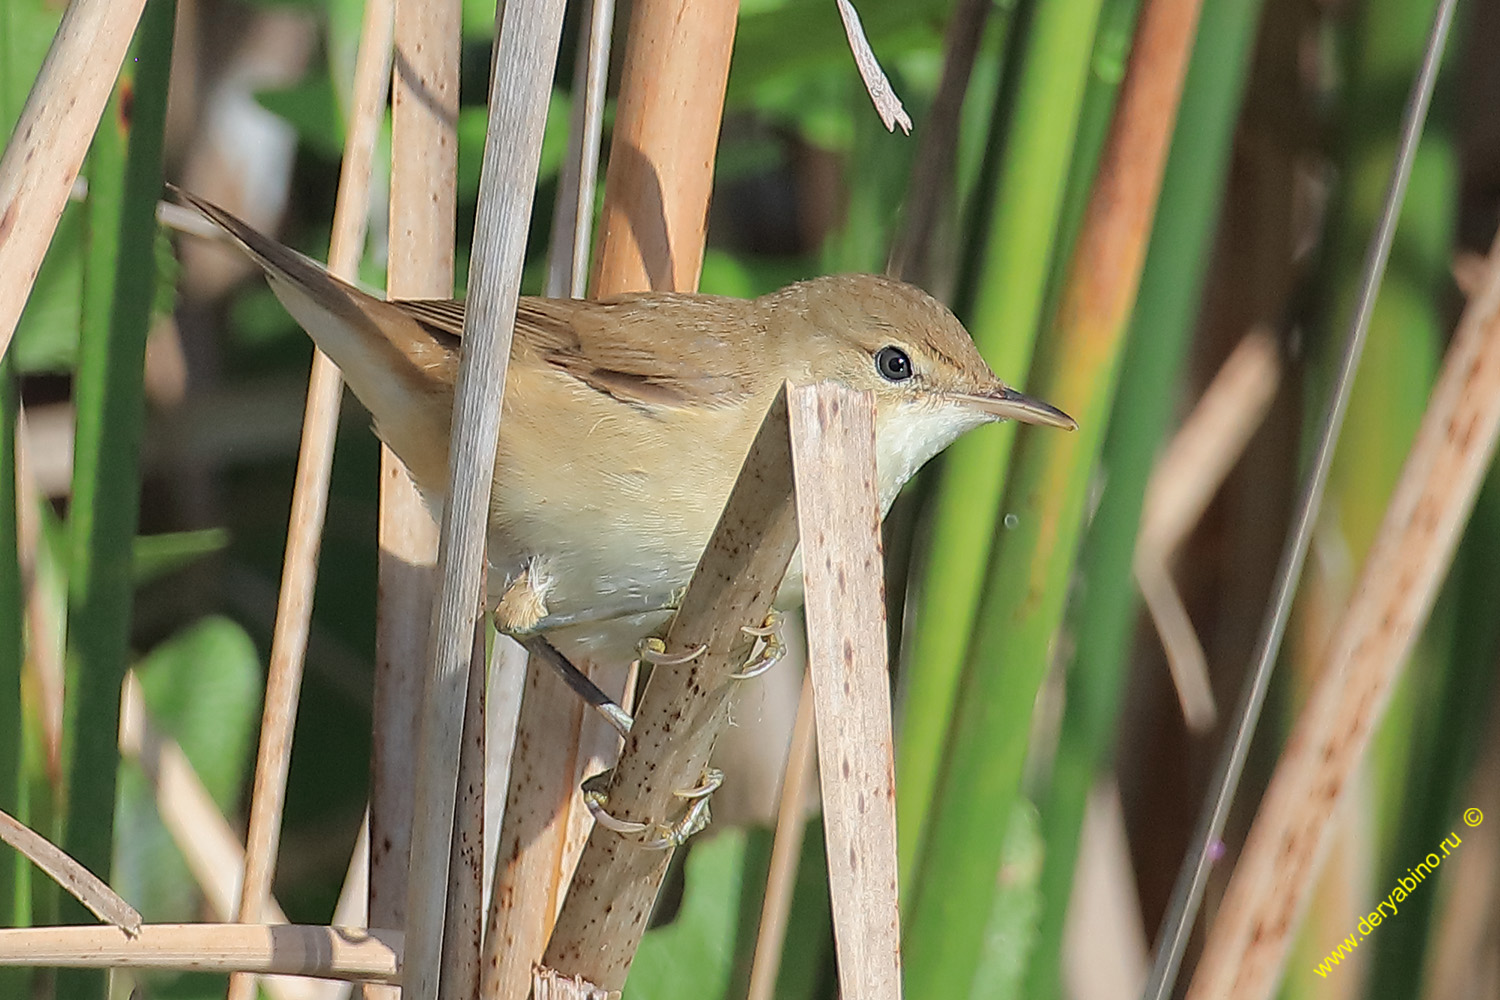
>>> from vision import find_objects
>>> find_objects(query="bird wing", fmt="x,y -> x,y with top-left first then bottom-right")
393,294 -> 756,411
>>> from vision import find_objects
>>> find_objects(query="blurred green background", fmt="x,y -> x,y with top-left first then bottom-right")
3,0 -> 1499,997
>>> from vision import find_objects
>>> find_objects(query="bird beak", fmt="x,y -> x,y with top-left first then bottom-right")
955,385 -> 1077,430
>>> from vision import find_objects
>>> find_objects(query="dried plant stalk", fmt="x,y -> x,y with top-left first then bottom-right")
488,5 -> 735,980
1135,328 -> 1281,731
0,925 -> 400,981
789,384 -> 901,1000
370,0 -> 459,951
591,0 -> 738,294
541,387 -> 801,990
120,676 -> 339,1000
0,811 -> 140,934
401,0 -> 567,994
1137,329 -> 1280,556
745,673 -> 817,1000
1184,233 -> 1500,1000
0,0 -> 149,357
545,0 -> 615,299
438,621 -> 488,1000
228,2 -> 394,998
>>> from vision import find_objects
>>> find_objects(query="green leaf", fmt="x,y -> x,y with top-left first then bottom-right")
0,0 -> 65,136
11,201 -> 85,373
971,802 -> 1044,1000
257,74 -> 346,159
133,529 -> 231,587
699,250 -> 815,299
625,831 -> 751,1000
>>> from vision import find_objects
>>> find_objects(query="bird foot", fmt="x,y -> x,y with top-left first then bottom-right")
731,611 -> 786,679
582,767 -> 724,849
635,636 -> 708,667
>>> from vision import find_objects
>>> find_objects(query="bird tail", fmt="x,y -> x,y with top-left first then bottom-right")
168,185 -> 458,487
168,184 -> 375,330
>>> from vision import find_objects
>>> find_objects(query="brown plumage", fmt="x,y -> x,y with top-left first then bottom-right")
173,187 -> 1074,633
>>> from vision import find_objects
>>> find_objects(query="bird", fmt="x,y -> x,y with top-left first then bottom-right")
171,187 -> 1075,639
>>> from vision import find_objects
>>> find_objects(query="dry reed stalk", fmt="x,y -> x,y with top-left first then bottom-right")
788,384 -> 901,1000
539,387 -> 802,991
486,0 -> 736,989
0,0 -> 149,359
228,2 -> 394,998
1137,330 -> 1281,555
400,0 -> 567,994
334,816 -> 371,932
480,639 -> 591,1000
1061,786 -> 1149,1000
1183,233 -> 1500,1000
745,672 -> 818,1000
545,0 -> 615,299
120,675 -> 342,1000
369,0 -> 459,959
1135,329 -> 1281,731
437,621 -> 488,1000
0,924 -> 401,981
118,674 -> 287,927
1420,697 -> 1500,1000
478,626 -> 635,1000
477,5 -> 614,988
482,638 -> 529,911
0,810 -> 140,933
591,0 -> 738,294
833,0 -> 911,134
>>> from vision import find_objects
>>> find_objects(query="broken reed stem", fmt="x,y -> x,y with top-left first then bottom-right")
1184,233 -> 1500,1000
0,810 -> 140,934
1137,329 -> 1280,556
0,925 -> 401,981
400,0 -> 567,995
0,0 -> 149,359
1134,328 -> 1281,732
228,3 -> 393,998
788,385 -> 901,1000
119,674 -> 287,926
369,0 -> 458,962
541,387 -> 802,991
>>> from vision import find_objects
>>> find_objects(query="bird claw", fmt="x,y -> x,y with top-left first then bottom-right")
581,767 -> 723,849
636,637 -> 708,667
731,611 -> 785,680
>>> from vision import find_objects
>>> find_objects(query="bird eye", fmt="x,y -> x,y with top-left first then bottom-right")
875,346 -> 913,382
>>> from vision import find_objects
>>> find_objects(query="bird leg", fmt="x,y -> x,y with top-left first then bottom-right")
516,635 -> 634,738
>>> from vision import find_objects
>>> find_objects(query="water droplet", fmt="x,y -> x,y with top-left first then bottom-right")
1003,513 -> 1019,529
